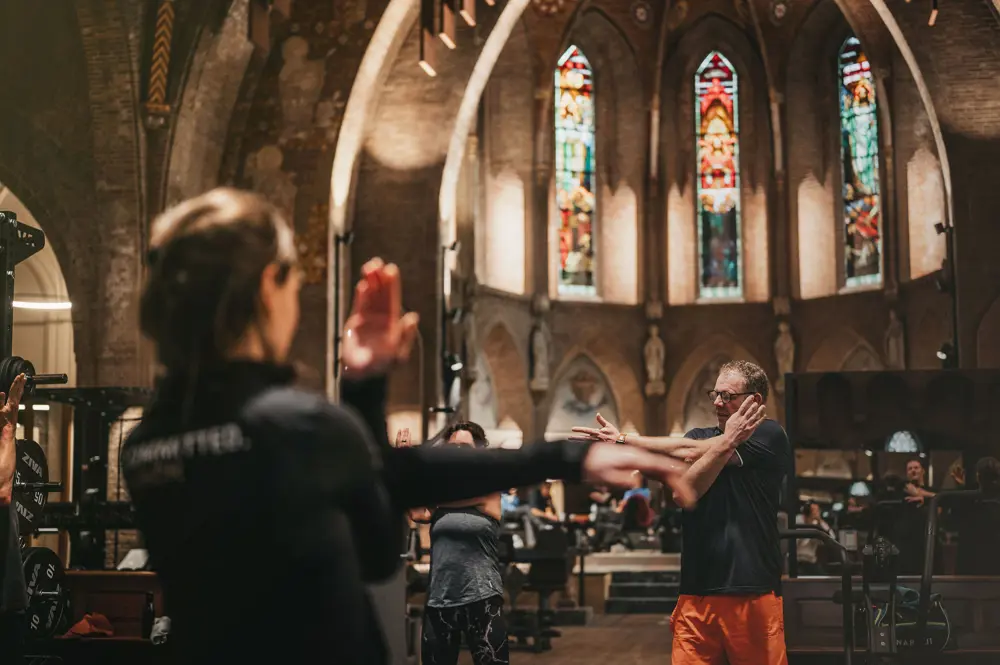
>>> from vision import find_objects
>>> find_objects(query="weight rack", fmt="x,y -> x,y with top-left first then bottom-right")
2,209 -> 155,643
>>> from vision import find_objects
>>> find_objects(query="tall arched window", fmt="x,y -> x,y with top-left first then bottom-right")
695,51 -> 741,300
838,36 -> 882,288
554,46 -> 596,297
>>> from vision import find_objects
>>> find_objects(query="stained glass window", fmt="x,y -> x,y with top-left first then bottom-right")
838,36 -> 882,288
695,51 -> 742,300
554,46 -> 596,296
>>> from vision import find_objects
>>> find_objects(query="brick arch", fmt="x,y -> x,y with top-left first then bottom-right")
480,322 -> 533,435
163,0 -> 255,208
75,0 -> 146,386
976,293 -> 1000,369
340,3 -> 522,405
806,327 -> 884,372
665,334 -> 763,435
549,345 -> 645,434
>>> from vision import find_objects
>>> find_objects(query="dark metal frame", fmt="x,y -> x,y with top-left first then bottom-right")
34,387 -> 153,569
780,527 -> 854,665
916,488 -> 982,641
0,210 -> 45,357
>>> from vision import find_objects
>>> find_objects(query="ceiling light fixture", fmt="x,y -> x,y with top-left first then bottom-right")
13,300 -> 72,311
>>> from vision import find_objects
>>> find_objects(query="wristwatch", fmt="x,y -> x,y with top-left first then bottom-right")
615,433 -> 628,445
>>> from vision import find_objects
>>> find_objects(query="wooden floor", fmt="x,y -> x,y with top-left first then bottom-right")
458,615 -> 672,664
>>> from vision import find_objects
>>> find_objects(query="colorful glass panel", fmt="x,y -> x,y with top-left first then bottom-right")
554,46 -> 596,296
695,51 -> 742,299
839,36 -> 882,287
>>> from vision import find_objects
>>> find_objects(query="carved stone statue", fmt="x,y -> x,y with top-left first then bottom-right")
278,36 -> 325,142
885,309 -> 906,370
774,320 -> 795,395
529,322 -> 550,392
644,324 -> 666,397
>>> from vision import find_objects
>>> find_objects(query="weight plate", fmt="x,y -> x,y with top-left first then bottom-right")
23,546 -> 66,640
14,439 -> 48,535
0,356 -> 14,396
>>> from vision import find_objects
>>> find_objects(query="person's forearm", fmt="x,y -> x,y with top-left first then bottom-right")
626,433 -> 739,465
676,432 -> 739,502
341,375 -> 391,452
384,440 -> 592,509
0,428 -> 15,505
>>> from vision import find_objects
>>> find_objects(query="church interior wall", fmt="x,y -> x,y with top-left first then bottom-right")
0,0 -> 995,450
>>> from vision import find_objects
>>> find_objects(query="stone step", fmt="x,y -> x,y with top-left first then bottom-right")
605,597 -> 678,615
608,582 -> 680,599
609,570 -> 681,585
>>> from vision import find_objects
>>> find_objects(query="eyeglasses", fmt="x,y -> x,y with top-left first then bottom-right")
707,390 -> 754,404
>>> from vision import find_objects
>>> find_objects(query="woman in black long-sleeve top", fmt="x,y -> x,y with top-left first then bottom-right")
121,188 -> 697,665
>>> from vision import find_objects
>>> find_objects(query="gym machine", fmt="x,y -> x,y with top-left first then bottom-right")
501,528 -> 577,653
781,528 -> 855,665
1,210 -> 154,645
0,211 -> 72,641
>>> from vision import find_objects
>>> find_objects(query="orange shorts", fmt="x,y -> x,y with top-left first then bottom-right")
670,592 -> 787,665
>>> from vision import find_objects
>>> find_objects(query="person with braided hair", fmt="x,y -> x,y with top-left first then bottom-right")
121,187 -> 705,664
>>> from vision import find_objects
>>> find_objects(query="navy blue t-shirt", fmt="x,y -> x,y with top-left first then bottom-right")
680,419 -> 791,596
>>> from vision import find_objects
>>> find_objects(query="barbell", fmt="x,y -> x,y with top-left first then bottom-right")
0,355 -> 68,400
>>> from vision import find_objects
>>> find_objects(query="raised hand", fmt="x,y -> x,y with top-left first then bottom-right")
394,428 -> 412,448
0,373 -> 26,437
951,465 -> 965,486
569,413 -> 620,443
723,397 -> 766,445
342,258 -> 420,379
580,443 -> 697,509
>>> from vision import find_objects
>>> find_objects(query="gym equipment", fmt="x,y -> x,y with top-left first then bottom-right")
14,438 -> 63,535
504,529 -> 575,653
860,536 -> 900,660
781,528 -> 854,665
0,356 -> 68,400
914,490 -> 979,649
22,546 -> 68,640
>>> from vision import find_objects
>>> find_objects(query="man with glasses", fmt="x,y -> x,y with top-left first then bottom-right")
571,360 -> 790,665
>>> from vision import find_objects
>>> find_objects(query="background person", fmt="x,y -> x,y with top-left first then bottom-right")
407,421 -> 508,665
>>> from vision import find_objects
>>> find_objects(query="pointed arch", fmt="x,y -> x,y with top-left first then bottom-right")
837,35 -> 883,288
549,345 -> 645,435
546,352 -> 618,435
665,334 -> 763,435
479,322 -> 533,435
553,44 -> 597,297
806,327 -> 884,372
662,14 -> 771,306
548,9 -> 645,305
694,50 -> 743,300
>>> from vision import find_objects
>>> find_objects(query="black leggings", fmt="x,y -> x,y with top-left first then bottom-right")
422,595 -> 509,665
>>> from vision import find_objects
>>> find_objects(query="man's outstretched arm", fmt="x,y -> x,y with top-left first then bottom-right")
620,433 -> 741,466
570,414 -> 740,466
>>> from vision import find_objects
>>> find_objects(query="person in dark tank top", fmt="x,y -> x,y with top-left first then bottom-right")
409,421 -> 508,665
